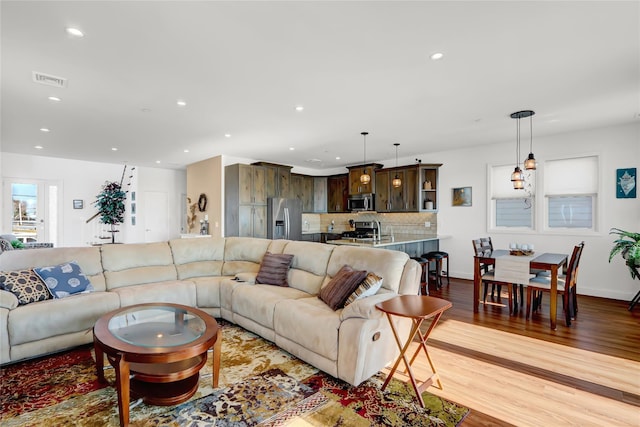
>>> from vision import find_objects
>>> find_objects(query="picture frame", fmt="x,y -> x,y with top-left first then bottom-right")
452,187 -> 472,207
73,199 -> 84,209
131,202 -> 136,215
616,168 -> 636,199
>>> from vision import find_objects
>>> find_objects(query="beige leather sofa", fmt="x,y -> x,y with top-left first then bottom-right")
0,237 -> 421,386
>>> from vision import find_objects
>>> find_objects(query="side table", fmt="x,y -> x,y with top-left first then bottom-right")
375,295 -> 452,407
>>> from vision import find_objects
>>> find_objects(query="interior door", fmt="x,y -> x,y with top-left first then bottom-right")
143,191 -> 169,243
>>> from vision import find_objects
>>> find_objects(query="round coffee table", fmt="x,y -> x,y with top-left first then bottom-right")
93,303 -> 221,427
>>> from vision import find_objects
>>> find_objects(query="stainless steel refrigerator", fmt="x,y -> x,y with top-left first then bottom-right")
267,198 -> 302,240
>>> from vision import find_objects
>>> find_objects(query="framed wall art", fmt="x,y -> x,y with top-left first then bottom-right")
73,199 -> 84,209
452,187 -> 472,207
616,168 -> 636,199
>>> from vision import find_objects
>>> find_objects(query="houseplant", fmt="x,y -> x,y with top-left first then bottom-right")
94,181 -> 126,244
608,228 -> 640,279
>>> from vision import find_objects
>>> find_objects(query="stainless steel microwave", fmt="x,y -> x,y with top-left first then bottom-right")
347,193 -> 375,211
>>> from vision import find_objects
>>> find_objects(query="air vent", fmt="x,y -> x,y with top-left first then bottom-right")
32,71 -> 67,88
305,159 -> 322,163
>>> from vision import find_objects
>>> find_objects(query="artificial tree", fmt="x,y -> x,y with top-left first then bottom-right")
94,181 -> 126,244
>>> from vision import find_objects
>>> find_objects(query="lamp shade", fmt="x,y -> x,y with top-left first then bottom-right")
360,171 -> 371,184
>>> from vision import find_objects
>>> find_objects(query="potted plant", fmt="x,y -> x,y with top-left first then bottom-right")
94,181 -> 126,244
608,228 -> 640,279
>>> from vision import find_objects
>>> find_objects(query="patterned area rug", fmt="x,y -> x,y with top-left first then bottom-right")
0,321 -> 468,426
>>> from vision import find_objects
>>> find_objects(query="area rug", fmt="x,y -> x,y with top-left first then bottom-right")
0,321 -> 469,426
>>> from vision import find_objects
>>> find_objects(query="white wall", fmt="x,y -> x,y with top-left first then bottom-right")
1,153 -> 186,246
432,122 -> 639,301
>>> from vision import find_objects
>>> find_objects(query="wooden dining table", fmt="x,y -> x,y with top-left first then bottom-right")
473,249 -> 568,330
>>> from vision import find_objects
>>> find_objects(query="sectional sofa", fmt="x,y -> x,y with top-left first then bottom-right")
0,236 -> 421,386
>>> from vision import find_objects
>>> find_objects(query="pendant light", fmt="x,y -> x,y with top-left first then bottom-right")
360,132 -> 371,185
392,143 -> 402,188
510,111 -> 525,189
523,110 -> 536,170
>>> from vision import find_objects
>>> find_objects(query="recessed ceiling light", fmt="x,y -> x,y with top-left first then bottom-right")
224,133 -> 231,138
336,156 -> 341,160
34,145 -> 43,150
155,160 -> 161,164
295,106 -> 304,112
184,149 -> 190,153
111,147 -> 118,151
48,96 -> 61,102
430,52 -> 444,60
66,27 -> 84,38
289,147 -> 295,151
176,100 -> 187,107
141,108 -> 151,113
40,128 -> 50,132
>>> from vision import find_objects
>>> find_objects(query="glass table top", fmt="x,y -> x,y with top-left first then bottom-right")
108,305 -> 206,348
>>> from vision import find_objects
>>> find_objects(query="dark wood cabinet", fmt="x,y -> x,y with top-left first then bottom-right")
327,174 -> 349,213
375,165 -> 420,212
253,162 -> 292,199
313,177 -> 327,213
225,164 -> 268,238
347,163 -> 383,195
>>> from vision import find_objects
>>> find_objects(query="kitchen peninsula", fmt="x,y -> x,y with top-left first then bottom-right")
326,233 -> 442,258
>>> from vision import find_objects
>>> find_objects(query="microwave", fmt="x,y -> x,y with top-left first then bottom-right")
347,194 -> 375,212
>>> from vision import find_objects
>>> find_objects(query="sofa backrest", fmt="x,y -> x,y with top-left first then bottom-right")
282,241 -> 335,294
169,237 -> 226,279
221,237 -> 272,276
101,242 -> 177,290
325,246 -> 411,294
0,246 -> 106,292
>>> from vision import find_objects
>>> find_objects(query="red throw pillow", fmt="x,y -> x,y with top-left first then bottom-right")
255,252 -> 295,287
319,265 -> 368,310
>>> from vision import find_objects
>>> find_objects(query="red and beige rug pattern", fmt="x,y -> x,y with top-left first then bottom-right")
1,321 -> 468,426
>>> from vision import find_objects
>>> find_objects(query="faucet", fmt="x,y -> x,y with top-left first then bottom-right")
375,220 -> 382,241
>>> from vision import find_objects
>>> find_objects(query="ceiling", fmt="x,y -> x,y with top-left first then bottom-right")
2,1 -> 638,171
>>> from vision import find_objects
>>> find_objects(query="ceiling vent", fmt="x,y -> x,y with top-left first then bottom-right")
305,158 -> 322,163
32,71 -> 67,88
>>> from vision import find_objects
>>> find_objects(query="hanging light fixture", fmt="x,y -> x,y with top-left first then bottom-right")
522,110 -> 536,170
510,111 -> 526,189
392,143 -> 402,188
360,132 -> 371,185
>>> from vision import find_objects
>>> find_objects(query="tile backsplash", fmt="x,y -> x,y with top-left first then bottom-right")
302,212 -> 437,235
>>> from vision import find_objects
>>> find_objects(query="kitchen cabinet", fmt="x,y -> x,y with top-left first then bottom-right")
419,164 -> 442,212
327,174 -> 349,213
313,177 -> 327,213
347,163 -> 383,195
375,166 -> 420,212
225,163 -> 268,238
253,162 -> 292,199
290,174 -> 315,213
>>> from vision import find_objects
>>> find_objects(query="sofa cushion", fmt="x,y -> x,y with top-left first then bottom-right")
169,237 -> 226,279
112,280 -> 197,307
282,241 -> 334,295
318,265 -> 367,310
232,283 -> 310,330
344,272 -> 383,306
34,261 -> 93,299
0,269 -> 51,305
255,253 -> 294,286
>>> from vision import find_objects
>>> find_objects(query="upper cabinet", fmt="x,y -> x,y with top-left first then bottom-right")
327,174 -> 349,213
253,162 -> 292,199
313,177 -> 328,213
419,164 -> 442,212
347,163 -> 383,195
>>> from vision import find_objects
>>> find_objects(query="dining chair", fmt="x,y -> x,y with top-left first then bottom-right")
526,242 -> 585,326
472,237 -> 514,313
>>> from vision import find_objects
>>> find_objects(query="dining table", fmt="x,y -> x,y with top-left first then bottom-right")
473,249 -> 569,330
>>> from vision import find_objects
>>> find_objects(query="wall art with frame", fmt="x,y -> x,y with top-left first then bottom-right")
452,187 -> 472,207
616,168 -> 636,199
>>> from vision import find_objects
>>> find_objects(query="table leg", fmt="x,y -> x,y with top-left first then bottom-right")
93,337 -> 106,384
473,257 -> 481,313
408,312 -> 445,390
212,328 -> 222,388
111,352 -> 130,427
550,265 -> 558,330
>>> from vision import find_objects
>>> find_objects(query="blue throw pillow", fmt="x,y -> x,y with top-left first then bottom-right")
34,261 -> 94,299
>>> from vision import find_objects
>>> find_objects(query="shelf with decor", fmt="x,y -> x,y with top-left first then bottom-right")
419,164 -> 442,212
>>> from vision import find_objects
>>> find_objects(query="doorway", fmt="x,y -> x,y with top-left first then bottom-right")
3,179 -> 60,245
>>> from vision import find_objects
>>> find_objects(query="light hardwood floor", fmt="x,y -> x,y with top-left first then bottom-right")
395,279 -> 640,427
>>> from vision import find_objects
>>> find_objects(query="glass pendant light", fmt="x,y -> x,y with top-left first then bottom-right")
523,111 -> 536,170
510,111 -> 526,189
392,143 -> 402,188
360,132 -> 371,184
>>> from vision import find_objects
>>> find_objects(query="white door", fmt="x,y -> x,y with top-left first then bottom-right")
3,179 -> 60,245
143,191 -> 169,242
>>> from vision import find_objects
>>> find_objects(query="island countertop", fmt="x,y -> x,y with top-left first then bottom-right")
326,233 -> 443,248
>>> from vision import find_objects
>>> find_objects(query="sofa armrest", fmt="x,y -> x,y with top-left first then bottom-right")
0,289 -> 19,310
340,292 -> 397,321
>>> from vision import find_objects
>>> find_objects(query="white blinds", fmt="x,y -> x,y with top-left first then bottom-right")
544,156 -> 598,195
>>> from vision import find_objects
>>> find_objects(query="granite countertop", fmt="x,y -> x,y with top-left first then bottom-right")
326,233 -> 441,248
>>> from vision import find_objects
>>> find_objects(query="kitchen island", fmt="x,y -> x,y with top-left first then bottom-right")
326,233 -> 442,258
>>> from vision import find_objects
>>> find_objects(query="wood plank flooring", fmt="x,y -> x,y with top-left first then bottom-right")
399,278 -> 640,426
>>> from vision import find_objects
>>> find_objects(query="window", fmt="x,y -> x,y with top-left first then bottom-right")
544,156 -> 598,231
490,164 -> 534,230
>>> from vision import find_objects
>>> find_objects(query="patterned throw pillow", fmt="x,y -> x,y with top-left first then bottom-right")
34,261 -> 94,299
255,252 -> 295,287
344,272 -> 383,306
0,269 -> 52,305
318,265 -> 368,311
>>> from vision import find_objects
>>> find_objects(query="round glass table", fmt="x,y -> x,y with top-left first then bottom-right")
93,303 -> 220,427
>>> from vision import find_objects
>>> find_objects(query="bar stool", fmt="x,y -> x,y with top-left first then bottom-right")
422,251 -> 449,289
411,256 -> 429,295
